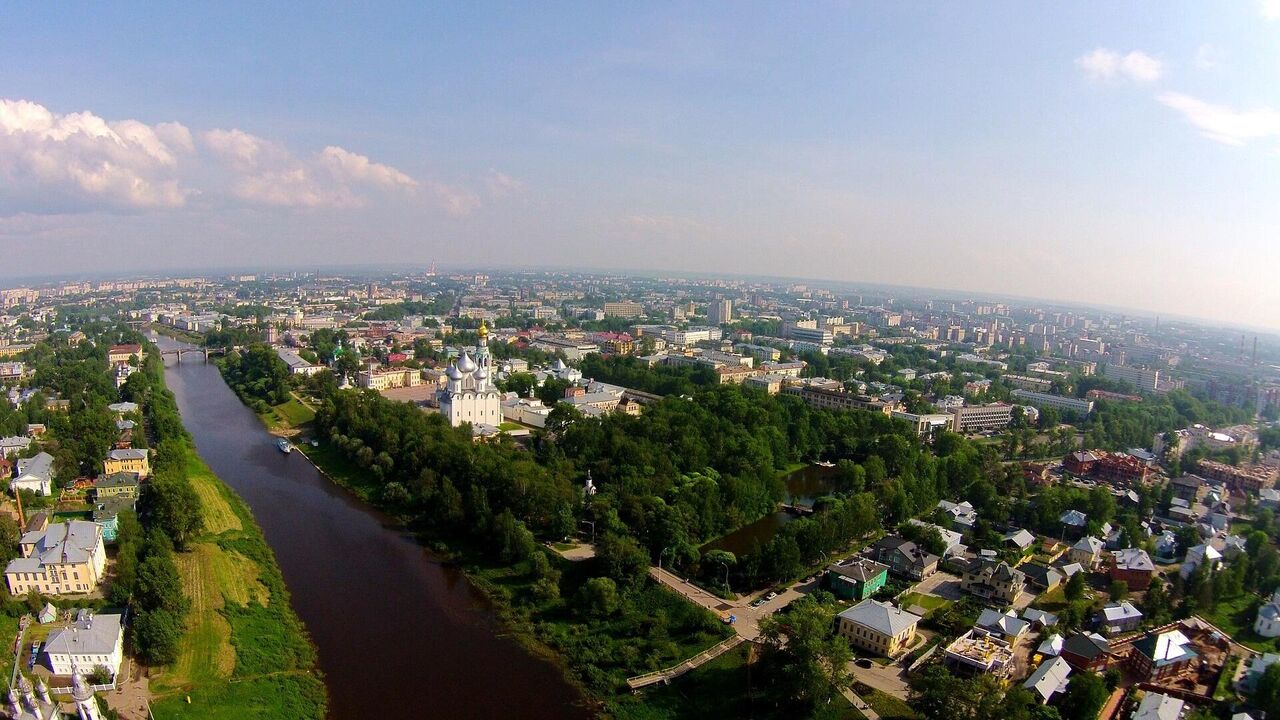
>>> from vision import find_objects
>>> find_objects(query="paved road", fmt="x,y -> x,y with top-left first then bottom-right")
648,567 -> 818,641
847,657 -> 911,698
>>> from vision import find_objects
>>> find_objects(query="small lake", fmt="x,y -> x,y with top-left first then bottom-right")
700,465 -> 838,557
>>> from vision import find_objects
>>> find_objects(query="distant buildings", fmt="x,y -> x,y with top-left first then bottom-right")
950,403 -> 1013,433
1102,363 -> 1160,392
602,301 -> 644,318
708,299 -> 733,325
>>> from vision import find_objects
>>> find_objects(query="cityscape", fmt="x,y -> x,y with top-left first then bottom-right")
3,4 -> 1280,720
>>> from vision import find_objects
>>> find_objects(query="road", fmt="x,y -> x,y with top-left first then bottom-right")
648,567 -> 819,641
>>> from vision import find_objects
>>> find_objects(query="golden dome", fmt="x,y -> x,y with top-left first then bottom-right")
477,320 -> 489,339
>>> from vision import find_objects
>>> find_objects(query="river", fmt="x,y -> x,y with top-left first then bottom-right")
153,335 -> 592,720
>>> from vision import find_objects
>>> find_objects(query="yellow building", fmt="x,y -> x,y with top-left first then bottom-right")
103,448 -> 150,478
835,600 -> 922,657
95,471 -> 141,500
5,521 -> 107,596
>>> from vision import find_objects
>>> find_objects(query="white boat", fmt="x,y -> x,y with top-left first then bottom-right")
276,438 -> 293,454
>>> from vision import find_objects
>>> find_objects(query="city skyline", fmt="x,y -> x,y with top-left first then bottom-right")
3,2 -> 1280,330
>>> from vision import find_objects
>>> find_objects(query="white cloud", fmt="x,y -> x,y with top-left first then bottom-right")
1193,44 -> 1223,71
485,170 -> 526,198
1158,91 -> 1280,147
0,99 -> 194,210
1263,0 -> 1280,20
319,146 -> 417,189
1075,48 -> 1164,83
0,97 -> 478,216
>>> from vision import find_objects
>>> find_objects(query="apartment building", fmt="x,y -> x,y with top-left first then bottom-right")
1009,389 -> 1094,416
951,403 -> 1013,433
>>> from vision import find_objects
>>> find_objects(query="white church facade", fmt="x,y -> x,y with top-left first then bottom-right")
439,323 -> 502,430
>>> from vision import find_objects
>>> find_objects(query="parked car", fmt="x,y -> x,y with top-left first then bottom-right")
855,658 -> 873,669
765,591 -> 778,600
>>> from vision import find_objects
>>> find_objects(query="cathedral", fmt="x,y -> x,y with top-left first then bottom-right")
6,671 -> 103,720
439,322 -> 502,430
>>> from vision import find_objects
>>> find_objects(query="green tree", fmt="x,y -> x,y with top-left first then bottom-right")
1109,580 -> 1128,601
1065,571 -> 1086,602
1059,672 -> 1108,720
758,598 -> 853,709
596,533 -> 650,591
577,577 -> 620,617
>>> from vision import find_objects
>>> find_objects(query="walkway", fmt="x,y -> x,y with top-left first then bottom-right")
648,566 -> 816,641
625,636 -> 744,690
840,687 -> 880,720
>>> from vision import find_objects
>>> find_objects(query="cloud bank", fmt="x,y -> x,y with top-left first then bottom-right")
0,98 -> 478,216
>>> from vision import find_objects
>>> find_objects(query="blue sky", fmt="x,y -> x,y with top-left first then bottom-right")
2,2 -> 1279,328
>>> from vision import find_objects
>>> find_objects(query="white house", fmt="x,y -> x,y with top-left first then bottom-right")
42,610 -> 124,678
1180,544 -> 1223,580
12,452 -> 54,496
1256,590 -> 1280,638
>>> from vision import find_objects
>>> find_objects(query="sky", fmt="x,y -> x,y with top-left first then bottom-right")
2,2 -> 1279,329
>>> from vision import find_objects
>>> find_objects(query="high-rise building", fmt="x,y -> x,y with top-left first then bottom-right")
708,298 -> 733,325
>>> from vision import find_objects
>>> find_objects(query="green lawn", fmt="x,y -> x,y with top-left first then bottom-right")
1202,594 -> 1275,652
899,592 -> 950,613
272,398 -> 316,427
854,684 -> 919,720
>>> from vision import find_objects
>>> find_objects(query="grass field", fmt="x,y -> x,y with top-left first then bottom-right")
184,452 -> 242,535
148,439 -> 325,719
1202,593 -> 1275,652
899,592 -> 950,613
854,684 -> 919,720
270,398 -> 316,428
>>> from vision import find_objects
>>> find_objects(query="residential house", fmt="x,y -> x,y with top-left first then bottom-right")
93,497 -> 134,543
1060,509 -> 1088,538
1097,601 -> 1144,635
1131,692 -> 1184,720
12,452 -> 54,496
1129,629 -> 1198,681
907,519 -> 965,556
106,401 -> 138,417
976,608 -> 1030,642
102,448 -> 149,478
1068,536 -> 1104,568
1060,632 -> 1112,672
824,558 -> 888,602
1024,608 -> 1059,630
1022,656 -> 1072,704
834,600 -> 922,658
960,557 -> 1025,604
93,471 -> 140,500
936,500 -> 978,533
1255,589 -> 1280,638
1180,544 -> 1223,580
0,435 -> 31,458
1037,633 -> 1065,657
1110,548 -> 1155,590
4,521 -> 107,595
870,537 -> 939,580
1004,528 -> 1036,552
43,610 -> 124,678
1154,531 -> 1179,561
1021,564 -> 1063,593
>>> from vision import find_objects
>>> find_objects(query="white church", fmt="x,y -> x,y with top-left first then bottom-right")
438,322 -> 502,431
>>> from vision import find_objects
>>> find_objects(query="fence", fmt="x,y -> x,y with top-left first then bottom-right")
50,681 -> 115,696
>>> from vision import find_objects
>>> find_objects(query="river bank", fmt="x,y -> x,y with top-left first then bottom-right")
145,351 -> 326,719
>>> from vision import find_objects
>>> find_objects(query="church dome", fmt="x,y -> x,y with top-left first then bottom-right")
457,352 -> 477,373
473,365 -> 489,381
446,364 -> 464,381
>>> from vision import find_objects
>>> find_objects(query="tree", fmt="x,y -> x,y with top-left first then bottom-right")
131,608 -> 184,664
1109,580 -> 1128,601
577,577 -> 620,617
758,598 -> 852,708
146,470 -> 204,549
1059,672 -> 1108,720
702,549 -> 736,588
1256,662 -> 1280,719
1065,571 -> 1086,602
596,533 -> 650,591
492,510 -> 537,563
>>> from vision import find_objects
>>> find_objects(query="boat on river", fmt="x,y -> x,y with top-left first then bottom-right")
276,438 -> 293,454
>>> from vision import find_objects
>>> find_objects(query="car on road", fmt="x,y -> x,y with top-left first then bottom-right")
855,658 -> 873,669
